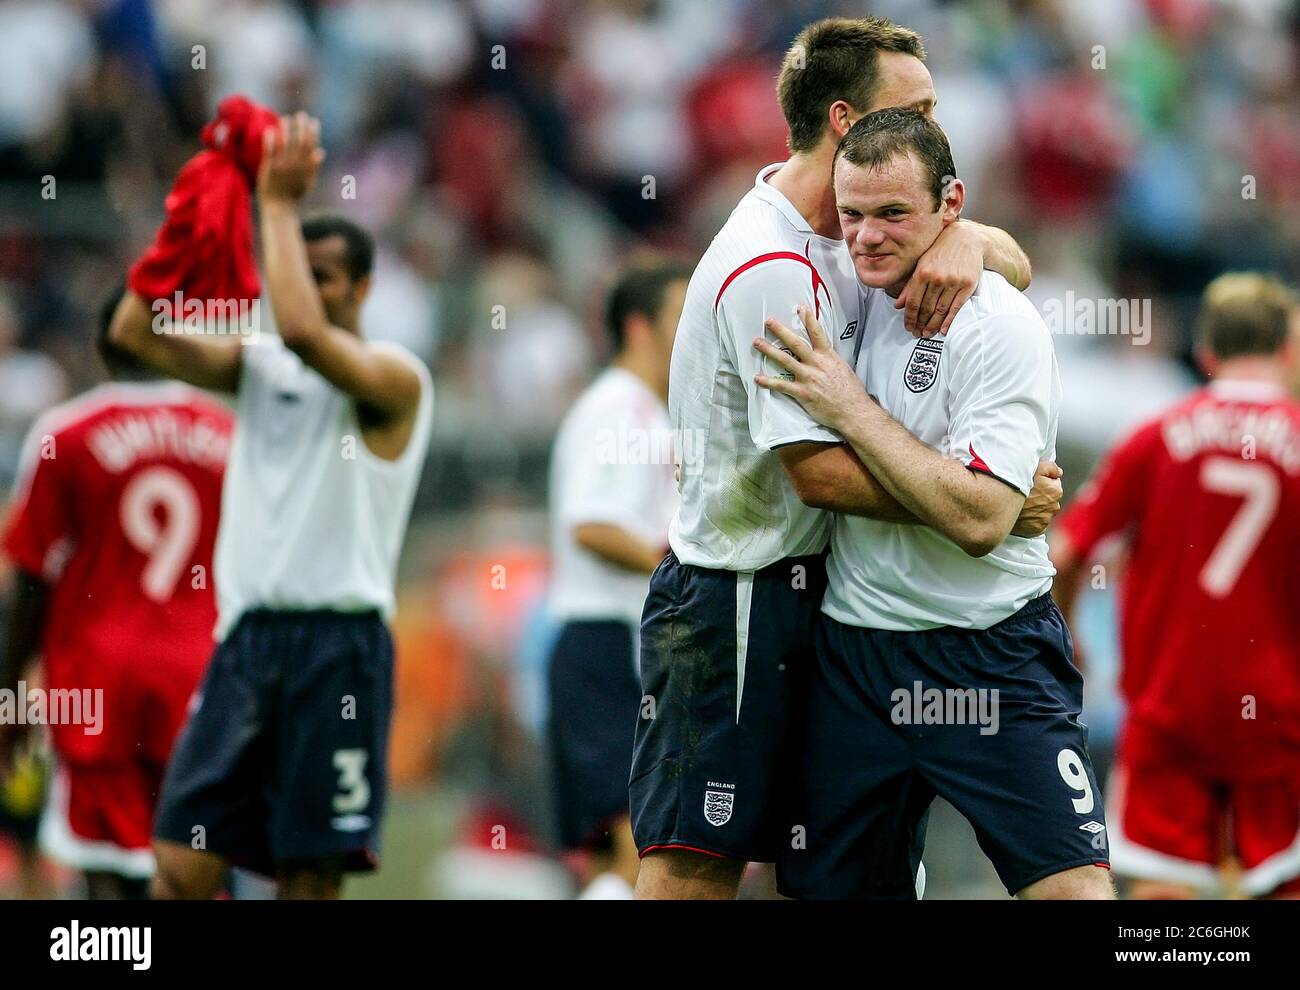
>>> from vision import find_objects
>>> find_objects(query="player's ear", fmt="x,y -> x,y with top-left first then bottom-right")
1283,309 -> 1300,373
827,100 -> 857,142
624,311 -> 653,351
351,273 -> 372,306
940,176 -> 964,223
1194,344 -> 1217,379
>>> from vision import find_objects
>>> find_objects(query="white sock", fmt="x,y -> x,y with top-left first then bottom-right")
578,871 -> 634,900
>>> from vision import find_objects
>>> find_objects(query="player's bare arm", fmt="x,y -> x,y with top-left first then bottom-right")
897,219 -> 1032,338
966,221 -> 1032,291
756,304 -> 1029,556
256,113 -> 422,433
573,523 -> 664,574
107,291 -> 243,392
778,441 -> 917,522
0,568 -> 48,772
779,440 -> 1061,535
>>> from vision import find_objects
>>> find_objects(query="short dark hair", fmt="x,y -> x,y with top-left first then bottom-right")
301,213 -> 374,281
605,259 -> 692,352
833,107 -> 955,210
777,17 -> 926,154
97,281 -> 151,380
1198,273 -> 1297,360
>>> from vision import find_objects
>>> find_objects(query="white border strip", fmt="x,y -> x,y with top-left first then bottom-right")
1104,762 -> 1220,892
1239,804 -> 1300,896
39,765 -> 156,879
735,572 -> 754,724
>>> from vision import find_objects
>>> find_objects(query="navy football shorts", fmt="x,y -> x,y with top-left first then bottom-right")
630,549 -> 827,863
777,592 -> 1110,898
546,618 -> 642,850
153,608 -> 393,876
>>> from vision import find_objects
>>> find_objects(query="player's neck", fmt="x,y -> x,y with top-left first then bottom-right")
612,352 -> 667,402
1209,357 -> 1287,387
768,150 -> 842,240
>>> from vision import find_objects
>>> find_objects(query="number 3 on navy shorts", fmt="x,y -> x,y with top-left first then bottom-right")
333,749 -> 371,814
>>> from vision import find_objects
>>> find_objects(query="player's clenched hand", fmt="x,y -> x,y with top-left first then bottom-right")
895,219 -> 982,338
1011,460 -> 1064,537
753,304 -> 869,433
257,111 -> 326,205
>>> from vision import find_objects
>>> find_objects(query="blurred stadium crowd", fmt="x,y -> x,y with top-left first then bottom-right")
1,0 -> 1299,896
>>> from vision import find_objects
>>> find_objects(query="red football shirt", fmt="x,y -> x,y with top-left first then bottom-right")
2,382 -> 233,764
1057,380 -> 1300,777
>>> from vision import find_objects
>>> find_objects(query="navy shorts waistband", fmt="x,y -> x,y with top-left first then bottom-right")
994,590 -> 1057,626
235,607 -> 385,627
665,548 -> 829,582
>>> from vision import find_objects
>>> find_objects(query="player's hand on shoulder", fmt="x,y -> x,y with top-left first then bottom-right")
752,304 -> 869,432
896,221 -> 982,338
258,111 -> 326,205
1011,460 -> 1064,538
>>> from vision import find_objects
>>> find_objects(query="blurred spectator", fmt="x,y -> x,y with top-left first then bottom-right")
0,1 -> 95,151
0,288 -> 67,488
467,250 -> 595,443
158,0 -> 315,112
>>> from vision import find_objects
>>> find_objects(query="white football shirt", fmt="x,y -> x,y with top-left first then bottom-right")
668,163 -> 863,571
214,333 -> 434,638
548,367 -> 678,624
823,271 -> 1059,631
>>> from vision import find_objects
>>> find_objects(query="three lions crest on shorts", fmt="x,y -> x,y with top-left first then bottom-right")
904,338 -> 944,393
704,788 -> 734,827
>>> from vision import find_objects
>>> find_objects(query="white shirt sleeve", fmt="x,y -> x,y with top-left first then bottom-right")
945,314 -> 1056,496
716,259 -> 842,450
554,404 -> 654,533
238,335 -> 276,391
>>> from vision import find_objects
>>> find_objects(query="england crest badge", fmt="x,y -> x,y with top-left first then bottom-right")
704,789 -> 734,827
903,337 -> 944,393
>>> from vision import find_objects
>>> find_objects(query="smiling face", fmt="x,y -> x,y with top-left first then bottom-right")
834,148 -> 962,296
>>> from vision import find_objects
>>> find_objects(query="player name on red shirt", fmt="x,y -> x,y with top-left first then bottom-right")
87,409 -> 231,475
1161,403 -> 1300,473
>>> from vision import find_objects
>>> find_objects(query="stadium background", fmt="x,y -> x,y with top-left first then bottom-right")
0,0 -> 1297,898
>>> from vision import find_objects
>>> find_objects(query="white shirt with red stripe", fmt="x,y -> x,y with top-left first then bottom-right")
823,270 -> 1060,631
667,162 -> 863,572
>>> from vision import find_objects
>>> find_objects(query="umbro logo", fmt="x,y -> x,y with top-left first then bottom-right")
276,391 -> 301,403
331,814 -> 372,833
1078,821 -> 1106,834
840,320 -> 858,340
